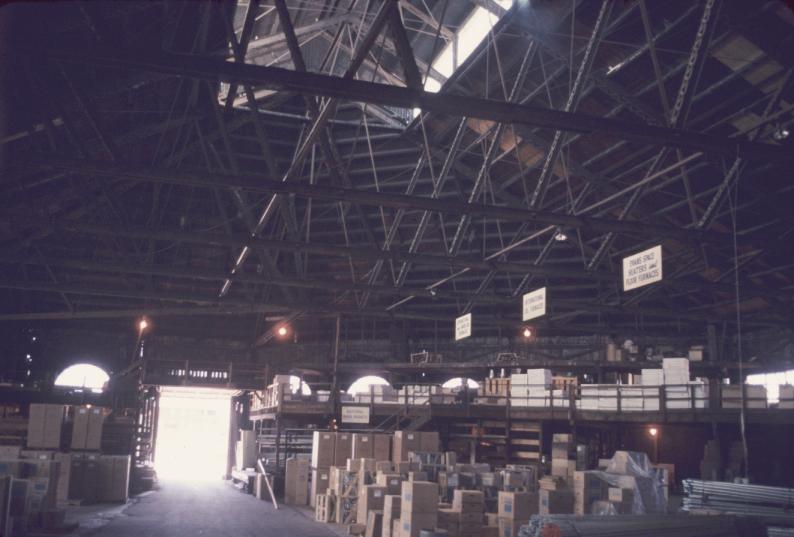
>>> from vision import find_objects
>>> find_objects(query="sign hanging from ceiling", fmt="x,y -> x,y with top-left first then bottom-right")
455,313 -> 472,341
522,287 -> 547,321
622,245 -> 663,291
341,406 -> 370,424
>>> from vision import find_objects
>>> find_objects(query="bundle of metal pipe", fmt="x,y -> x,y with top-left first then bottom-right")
767,528 -> 794,537
682,479 -> 794,519
518,514 -> 760,537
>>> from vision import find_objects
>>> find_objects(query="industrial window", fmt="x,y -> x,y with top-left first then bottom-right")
54,363 -> 110,393
347,375 -> 390,395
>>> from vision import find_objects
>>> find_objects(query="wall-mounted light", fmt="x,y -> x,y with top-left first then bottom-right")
277,325 -> 289,338
523,327 -> 533,339
138,318 -> 149,332
648,427 -> 658,437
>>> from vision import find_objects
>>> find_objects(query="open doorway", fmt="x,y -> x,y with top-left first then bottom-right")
154,387 -> 232,481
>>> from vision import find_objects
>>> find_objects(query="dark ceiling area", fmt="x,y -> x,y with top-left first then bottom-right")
1,0 -> 794,367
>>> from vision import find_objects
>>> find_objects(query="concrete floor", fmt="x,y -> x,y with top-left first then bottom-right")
69,480 -> 345,537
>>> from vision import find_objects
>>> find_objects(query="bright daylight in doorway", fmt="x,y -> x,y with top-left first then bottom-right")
154,387 -> 232,481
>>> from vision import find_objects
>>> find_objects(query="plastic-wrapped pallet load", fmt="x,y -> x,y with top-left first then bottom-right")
571,451 -> 667,516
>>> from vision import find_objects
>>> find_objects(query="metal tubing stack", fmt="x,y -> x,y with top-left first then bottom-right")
518,514 -> 761,537
683,480 -> 794,519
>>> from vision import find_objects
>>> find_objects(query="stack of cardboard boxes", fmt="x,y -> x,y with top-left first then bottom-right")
497,491 -> 537,537
398,481 -> 437,537
26,405 -> 65,450
70,406 -> 105,450
284,456 -> 310,505
510,370 -> 552,408
235,430 -> 257,471
549,434 -> 576,484
310,431 -> 336,507
722,385 -> 768,409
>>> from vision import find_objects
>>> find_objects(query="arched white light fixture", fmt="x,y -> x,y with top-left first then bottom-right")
54,363 -> 110,393
347,375 -> 390,395
442,377 -> 480,390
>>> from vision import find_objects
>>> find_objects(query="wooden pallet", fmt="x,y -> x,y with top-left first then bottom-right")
315,493 -> 335,523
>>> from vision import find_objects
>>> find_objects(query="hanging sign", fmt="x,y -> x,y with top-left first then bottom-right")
341,406 -> 370,424
622,245 -> 663,291
522,287 -> 547,321
455,313 -> 472,341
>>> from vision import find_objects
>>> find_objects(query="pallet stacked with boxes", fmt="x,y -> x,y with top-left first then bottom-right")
0,404 -> 130,535
479,378 -> 510,404
310,429 -> 544,536
498,490 -> 537,537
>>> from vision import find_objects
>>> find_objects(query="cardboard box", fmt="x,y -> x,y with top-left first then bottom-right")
401,481 -> 437,514
482,526 -> 499,537
376,461 -> 394,473
452,489 -> 484,512
419,432 -> 439,452
0,447 -> 22,459
377,472 -> 403,495
573,471 -> 609,515
352,433 -> 374,459
52,453 -> 71,505
27,405 -> 65,449
71,406 -> 105,451
498,491 -> 536,520
608,487 -> 632,503
311,431 -> 335,469
310,469 -> 330,507
348,458 -> 376,474
498,517 -> 528,537
334,433 -> 352,467
551,459 -> 576,480
68,453 -> 99,502
97,455 -> 130,503
392,431 -> 420,463
373,433 -> 391,462
437,508 -> 460,533
539,489 -> 573,515
285,457 -> 309,505
357,485 -> 386,526
407,471 -> 427,482
399,511 -> 437,537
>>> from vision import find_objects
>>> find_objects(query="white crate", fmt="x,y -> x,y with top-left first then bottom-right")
527,369 -> 552,387
641,369 -> 665,386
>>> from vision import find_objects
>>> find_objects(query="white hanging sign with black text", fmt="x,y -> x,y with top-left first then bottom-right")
455,313 -> 472,341
622,245 -> 663,291
522,287 -> 547,321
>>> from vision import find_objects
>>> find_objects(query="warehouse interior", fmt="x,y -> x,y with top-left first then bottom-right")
1,0 -> 794,535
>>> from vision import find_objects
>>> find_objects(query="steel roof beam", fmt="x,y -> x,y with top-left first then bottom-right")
48,49 -> 790,161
